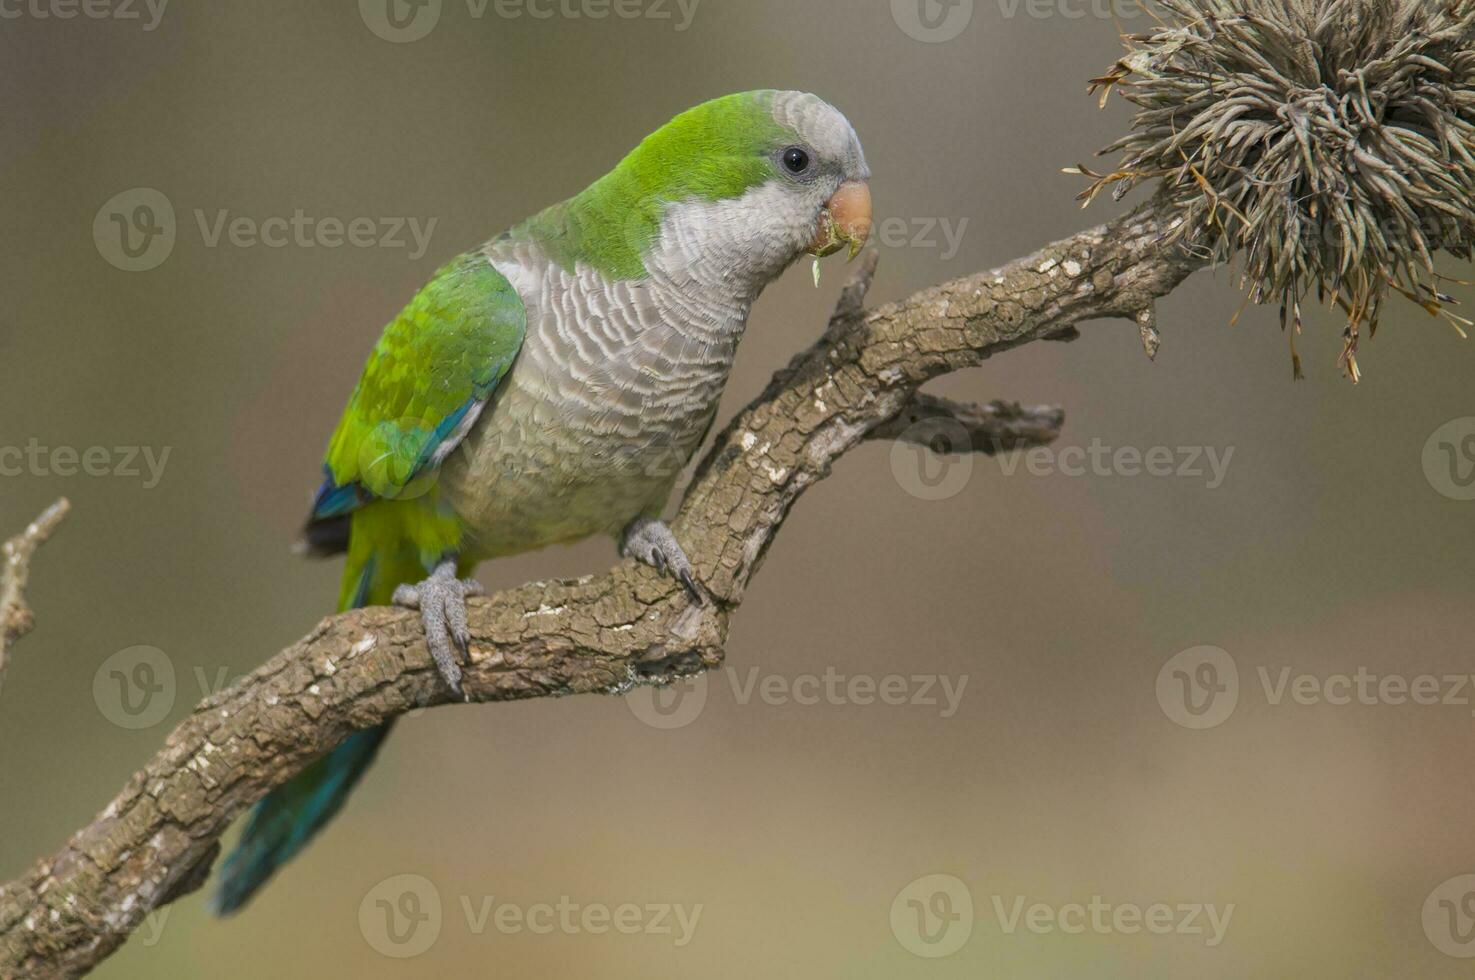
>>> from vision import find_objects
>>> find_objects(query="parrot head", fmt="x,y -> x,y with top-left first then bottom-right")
743,89 -> 873,263
765,98 -> 873,263
523,90 -> 872,288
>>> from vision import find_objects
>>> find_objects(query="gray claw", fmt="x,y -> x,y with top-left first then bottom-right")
621,518 -> 705,604
677,567 -> 705,605
394,560 -> 478,698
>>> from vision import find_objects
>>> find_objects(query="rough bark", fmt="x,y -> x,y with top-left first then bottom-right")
865,395 -> 1067,455
0,197 -> 1202,977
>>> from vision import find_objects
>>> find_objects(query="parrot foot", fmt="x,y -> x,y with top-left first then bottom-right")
621,518 -> 706,605
392,560 -> 485,698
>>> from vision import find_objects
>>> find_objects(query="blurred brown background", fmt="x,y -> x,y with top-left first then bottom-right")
4,1 -> 1475,976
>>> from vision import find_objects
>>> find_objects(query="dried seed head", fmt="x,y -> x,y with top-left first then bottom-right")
1084,0 -> 1475,380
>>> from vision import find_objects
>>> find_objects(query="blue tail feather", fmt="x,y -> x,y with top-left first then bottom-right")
213,541 -> 399,916
211,725 -> 392,915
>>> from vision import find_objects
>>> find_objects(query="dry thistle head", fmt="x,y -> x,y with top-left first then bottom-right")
1078,0 -> 1475,380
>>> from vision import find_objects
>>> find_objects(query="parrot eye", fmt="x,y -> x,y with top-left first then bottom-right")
781,146 -> 812,175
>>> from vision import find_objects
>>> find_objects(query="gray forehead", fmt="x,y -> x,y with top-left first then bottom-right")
770,91 -> 870,179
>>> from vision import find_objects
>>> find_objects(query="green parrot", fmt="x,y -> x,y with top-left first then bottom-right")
212,90 -> 872,913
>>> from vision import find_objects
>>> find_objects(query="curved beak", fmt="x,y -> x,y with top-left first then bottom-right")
807,180 -> 872,260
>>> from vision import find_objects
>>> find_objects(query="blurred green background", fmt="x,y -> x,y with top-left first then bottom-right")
4,1 -> 1475,976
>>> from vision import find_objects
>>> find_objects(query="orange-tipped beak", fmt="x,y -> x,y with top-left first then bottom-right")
807,180 -> 872,260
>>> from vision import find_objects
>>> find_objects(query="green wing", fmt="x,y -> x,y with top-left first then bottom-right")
310,251 -> 525,519
216,252 -> 526,916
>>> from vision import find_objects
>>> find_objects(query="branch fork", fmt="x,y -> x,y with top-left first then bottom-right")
1,199 -> 1202,977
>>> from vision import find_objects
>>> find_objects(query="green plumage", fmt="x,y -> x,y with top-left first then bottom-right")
213,253 -> 526,914
324,251 -> 526,507
213,89 -> 858,915
516,90 -> 790,279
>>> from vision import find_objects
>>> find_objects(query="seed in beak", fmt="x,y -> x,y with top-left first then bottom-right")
807,180 -> 873,259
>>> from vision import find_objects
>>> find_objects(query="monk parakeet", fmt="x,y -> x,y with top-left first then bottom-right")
213,90 -> 871,913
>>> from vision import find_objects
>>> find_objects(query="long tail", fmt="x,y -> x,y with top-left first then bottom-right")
211,727 -> 391,915
212,502 -> 440,915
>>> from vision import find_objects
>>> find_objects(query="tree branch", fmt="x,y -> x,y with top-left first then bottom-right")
865,395 -> 1065,456
0,498 -> 70,700
0,197 -> 1203,977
